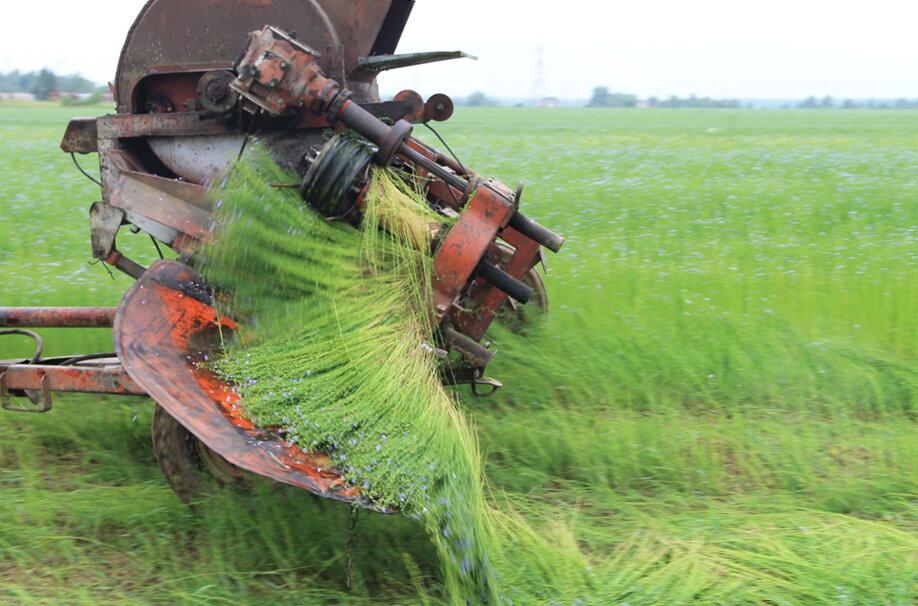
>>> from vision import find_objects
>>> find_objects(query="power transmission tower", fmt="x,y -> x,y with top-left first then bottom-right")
531,46 -> 546,107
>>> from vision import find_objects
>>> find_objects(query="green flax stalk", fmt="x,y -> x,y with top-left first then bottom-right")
200,152 -> 500,603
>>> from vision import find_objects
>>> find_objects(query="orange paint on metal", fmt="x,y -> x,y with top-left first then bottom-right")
147,276 -> 361,499
432,184 -> 514,301
453,227 -> 541,340
158,287 -> 235,351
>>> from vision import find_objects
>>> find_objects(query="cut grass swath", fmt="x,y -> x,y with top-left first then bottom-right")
201,153 -> 509,603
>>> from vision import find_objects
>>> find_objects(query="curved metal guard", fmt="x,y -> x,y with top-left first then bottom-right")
114,259 -> 389,511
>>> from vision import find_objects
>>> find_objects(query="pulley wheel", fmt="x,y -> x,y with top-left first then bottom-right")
301,135 -> 375,219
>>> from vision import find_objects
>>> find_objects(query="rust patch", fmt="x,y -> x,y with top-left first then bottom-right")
114,260 -> 371,506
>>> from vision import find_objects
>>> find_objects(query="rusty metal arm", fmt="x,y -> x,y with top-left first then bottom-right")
0,307 -> 116,328
0,364 -> 145,397
0,361 -> 147,413
348,50 -> 474,81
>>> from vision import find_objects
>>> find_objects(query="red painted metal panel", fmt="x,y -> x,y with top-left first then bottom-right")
432,184 -> 515,301
453,228 -> 542,340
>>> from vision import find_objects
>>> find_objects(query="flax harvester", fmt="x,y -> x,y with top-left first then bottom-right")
0,0 -> 563,508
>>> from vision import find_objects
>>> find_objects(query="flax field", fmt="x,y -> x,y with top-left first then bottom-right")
0,104 -> 916,604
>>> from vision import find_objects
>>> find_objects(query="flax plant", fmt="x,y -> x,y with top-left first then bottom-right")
200,153 -> 504,603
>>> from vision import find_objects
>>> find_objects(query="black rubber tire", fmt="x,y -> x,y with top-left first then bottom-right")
151,403 -> 255,505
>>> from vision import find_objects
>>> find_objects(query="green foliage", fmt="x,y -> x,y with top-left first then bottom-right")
588,89 -> 741,108
654,93 -> 742,108
30,68 -> 57,101
0,69 -> 99,94
464,91 -> 496,107
0,69 -> 33,92
587,86 -> 638,108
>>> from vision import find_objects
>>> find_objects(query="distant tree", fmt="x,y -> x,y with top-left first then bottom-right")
31,68 -> 57,100
587,86 -> 637,107
798,96 -> 818,109
466,91 -> 491,107
841,99 -> 857,109
59,73 -> 96,93
0,70 -> 36,93
820,95 -> 834,109
18,71 -> 34,91
657,95 -> 740,109
0,70 -> 20,92
588,87 -> 611,107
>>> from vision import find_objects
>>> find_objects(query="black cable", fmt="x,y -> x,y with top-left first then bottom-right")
150,234 -> 165,259
422,122 -> 469,209
59,352 -> 119,366
71,153 -> 102,187
0,329 -> 43,364
423,122 -> 468,177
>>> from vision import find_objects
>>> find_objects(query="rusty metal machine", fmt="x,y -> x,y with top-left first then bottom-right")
0,0 -> 562,507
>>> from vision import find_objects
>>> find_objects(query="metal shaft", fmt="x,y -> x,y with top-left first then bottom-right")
0,307 -> 116,328
334,100 -> 565,253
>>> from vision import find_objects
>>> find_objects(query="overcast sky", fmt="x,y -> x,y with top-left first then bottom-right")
2,0 -> 917,100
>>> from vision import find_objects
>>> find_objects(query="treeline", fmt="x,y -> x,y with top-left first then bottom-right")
798,95 -> 918,109
588,87 -> 918,110
587,87 -> 739,108
0,69 -> 100,100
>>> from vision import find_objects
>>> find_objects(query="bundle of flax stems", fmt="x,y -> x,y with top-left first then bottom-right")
200,151 -> 501,603
200,151 -> 589,604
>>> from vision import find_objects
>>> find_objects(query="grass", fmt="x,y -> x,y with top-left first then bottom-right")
1,105 -> 916,604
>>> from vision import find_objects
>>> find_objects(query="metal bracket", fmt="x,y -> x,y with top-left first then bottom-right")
470,375 -> 502,398
90,201 -> 125,260
1,371 -> 53,413
439,365 -> 503,398
349,51 -> 475,81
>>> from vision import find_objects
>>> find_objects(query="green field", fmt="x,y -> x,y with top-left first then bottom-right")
1,105 -> 916,604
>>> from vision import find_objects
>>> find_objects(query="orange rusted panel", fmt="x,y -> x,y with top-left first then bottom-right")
114,259 -> 383,509
432,184 -> 515,301
452,228 -> 541,340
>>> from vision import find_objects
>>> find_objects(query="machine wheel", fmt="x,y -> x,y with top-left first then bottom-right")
151,403 -> 256,505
